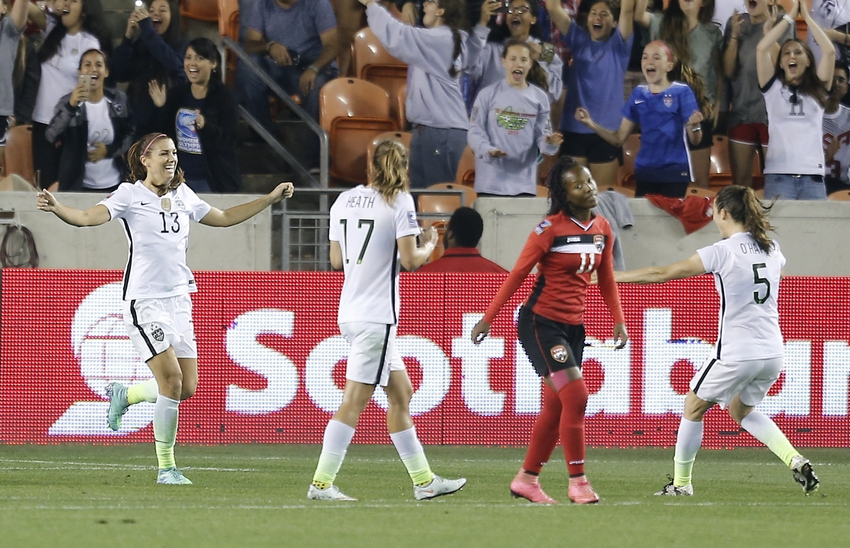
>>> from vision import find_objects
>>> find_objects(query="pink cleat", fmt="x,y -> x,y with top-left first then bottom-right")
510,479 -> 558,504
568,479 -> 600,504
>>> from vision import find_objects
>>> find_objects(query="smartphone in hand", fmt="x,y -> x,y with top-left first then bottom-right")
78,74 -> 92,88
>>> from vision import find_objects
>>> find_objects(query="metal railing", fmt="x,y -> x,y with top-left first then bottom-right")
276,187 -> 472,271
222,37 -> 329,190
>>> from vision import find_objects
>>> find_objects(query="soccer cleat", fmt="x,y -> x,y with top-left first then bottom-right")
157,467 -> 193,485
791,456 -> 819,495
414,475 -> 467,500
568,479 -> 600,504
654,477 -> 694,496
510,479 -> 558,504
307,484 -> 357,501
105,382 -> 130,431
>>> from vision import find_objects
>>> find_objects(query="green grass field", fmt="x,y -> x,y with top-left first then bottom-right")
0,444 -> 847,548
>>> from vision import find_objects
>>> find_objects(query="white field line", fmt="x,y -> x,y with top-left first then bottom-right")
0,500 -> 846,511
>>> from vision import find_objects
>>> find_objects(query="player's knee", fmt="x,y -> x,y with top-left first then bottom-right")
159,371 -> 184,399
180,379 -> 197,400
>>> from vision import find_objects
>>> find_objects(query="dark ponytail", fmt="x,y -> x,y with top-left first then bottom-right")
714,185 -> 777,253
438,0 -> 469,78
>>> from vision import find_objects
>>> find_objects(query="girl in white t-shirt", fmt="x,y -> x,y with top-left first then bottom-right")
36,133 -> 294,484
615,184 -> 819,497
32,0 -> 111,188
756,0 -> 834,199
46,49 -> 134,191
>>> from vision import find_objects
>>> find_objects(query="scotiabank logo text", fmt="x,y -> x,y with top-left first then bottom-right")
2,271 -> 848,447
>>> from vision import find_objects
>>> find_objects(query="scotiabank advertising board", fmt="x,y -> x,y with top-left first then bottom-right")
1,270 -> 849,447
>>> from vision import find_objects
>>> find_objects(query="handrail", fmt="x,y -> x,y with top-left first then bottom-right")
221,37 -> 329,189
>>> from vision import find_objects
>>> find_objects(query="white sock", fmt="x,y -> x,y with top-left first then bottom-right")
153,395 -> 180,469
673,418 -> 703,487
312,420 -> 356,486
741,411 -> 800,467
390,427 -> 433,486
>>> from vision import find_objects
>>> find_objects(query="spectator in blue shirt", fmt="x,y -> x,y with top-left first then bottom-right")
238,0 -> 339,171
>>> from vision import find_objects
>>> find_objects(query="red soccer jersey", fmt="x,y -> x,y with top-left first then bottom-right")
483,212 -> 624,326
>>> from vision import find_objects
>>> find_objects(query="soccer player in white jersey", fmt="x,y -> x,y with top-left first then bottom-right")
307,140 -> 467,501
615,185 -> 819,496
36,132 -> 294,485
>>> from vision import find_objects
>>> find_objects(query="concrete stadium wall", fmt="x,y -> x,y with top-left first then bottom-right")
476,197 -> 850,276
1,191 -> 272,271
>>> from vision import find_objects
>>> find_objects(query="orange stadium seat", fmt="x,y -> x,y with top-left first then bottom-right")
828,189 -> 850,200
536,185 -> 549,197
319,78 -> 397,185
181,0 -> 219,23
4,125 -> 35,186
685,186 -> 716,198
455,145 -> 476,187
395,83 -> 408,130
366,131 -> 412,166
218,0 -> 238,37
617,133 -> 640,188
353,28 -> 408,131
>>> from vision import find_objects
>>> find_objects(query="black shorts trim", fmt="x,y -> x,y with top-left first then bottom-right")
373,324 -> 392,385
129,300 -> 158,359
517,307 -> 585,377
560,132 -> 621,164
692,358 -> 717,396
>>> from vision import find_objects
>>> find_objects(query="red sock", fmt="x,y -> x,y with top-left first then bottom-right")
522,382 -> 561,475
557,378 -> 589,477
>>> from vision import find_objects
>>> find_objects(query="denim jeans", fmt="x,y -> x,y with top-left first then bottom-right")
763,174 -> 827,200
237,55 -> 337,168
409,125 -> 468,189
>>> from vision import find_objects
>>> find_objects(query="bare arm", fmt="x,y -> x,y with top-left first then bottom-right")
634,0 -> 651,29
801,0 -> 835,88
26,3 -> 46,30
12,0 -> 30,31
618,0 -> 635,41
36,190 -> 111,227
310,28 -> 340,70
614,253 -> 706,283
545,0 -> 572,35
200,182 -> 294,227
397,227 -> 437,271
244,28 -> 274,56
576,108 -> 636,147
330,240 -> 343,270
756,1 -> 798,88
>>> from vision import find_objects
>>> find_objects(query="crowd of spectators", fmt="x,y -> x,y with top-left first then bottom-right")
2,0 -> 849,201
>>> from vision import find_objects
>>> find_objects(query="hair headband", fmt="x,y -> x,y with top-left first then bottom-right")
646,40 -> 675,64
142,134 -> 168,156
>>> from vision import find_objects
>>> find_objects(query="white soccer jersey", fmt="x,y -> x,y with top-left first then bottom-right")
697,232 -> 786,362
99,181 -> 212,300
762,78 -> 826,175
329,185 -> 420,325
822,104 -> 850,185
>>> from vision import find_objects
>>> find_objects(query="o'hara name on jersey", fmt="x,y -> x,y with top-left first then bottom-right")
346,194 -> 376,208
740,241 -> 777,255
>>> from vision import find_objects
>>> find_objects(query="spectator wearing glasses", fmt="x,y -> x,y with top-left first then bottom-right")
822,62 -> 850,195
467,0 -> 563,105
756,0 -> 834,200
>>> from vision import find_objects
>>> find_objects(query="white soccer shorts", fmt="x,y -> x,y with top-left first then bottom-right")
339,322 -> 405,387
690,356 -> 783,409
123,294 -> 198,362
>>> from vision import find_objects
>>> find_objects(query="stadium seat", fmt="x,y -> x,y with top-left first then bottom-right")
617,133 -> 640,188
754,187 -> 765,199
366,131 -> 412,166
420,182 -> 477,211
218,0 -> 238,37
536,185 -> 549,197
4,125 -> 35,186
828,189 -> 850,200
353,28 -> 408,129
319,78 -> 397,185
537,153 -> 558,185
181,0 -> 219,24
455,145 -> 476,187
685,186 -> 716,198
710,135 -> 730,174
395,84 -> 407,130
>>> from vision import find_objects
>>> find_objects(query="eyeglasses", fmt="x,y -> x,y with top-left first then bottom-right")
506,6 -> 531,14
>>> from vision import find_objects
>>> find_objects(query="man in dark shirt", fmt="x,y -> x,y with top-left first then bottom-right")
418,207 -> 507,273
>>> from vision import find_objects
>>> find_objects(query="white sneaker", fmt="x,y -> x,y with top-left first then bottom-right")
307,484 -> 357,501
655,478 -> 693,496
414,475 -> 467,500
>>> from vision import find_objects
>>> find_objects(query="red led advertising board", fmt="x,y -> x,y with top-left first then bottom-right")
1,270 -> 848,447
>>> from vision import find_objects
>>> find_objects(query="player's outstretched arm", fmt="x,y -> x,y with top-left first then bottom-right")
36,190 -> 111,227
200,182 -> 294,227
615,253 -> 706,284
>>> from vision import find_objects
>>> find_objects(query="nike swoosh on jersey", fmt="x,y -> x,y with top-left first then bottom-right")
634,100 -> 645,104
141,202 -> 150,205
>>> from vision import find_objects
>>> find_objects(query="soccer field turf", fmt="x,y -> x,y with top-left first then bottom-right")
0,444 -> 847,548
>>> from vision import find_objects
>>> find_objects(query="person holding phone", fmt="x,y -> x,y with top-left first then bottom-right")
148,37 -> 240,193
112,0 -> 186,140
46,49 -> 133,191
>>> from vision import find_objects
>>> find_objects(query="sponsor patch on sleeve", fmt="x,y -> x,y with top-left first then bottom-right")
407,211 -> 418,228
534,220 -> 552,235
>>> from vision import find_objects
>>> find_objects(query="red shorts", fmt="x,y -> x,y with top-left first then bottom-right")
728,123 -> 769,147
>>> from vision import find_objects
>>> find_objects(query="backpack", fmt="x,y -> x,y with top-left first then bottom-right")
1,225 -> 39,268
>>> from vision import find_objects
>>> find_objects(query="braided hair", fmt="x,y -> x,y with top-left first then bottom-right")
544,155 -> 585,217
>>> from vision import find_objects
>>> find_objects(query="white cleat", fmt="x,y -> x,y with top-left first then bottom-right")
157,467 -> 193,485
414,475 -> 467,500
307,484 -> 357,501
655,477 -> 693,496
